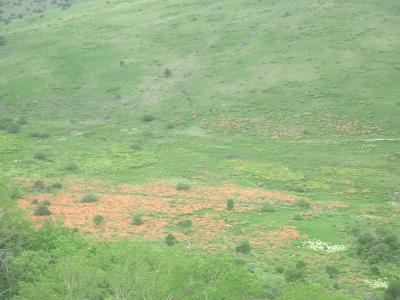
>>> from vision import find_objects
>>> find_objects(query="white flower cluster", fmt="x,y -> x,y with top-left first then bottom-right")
364,279 -> 388,289
303,239 -> 347,253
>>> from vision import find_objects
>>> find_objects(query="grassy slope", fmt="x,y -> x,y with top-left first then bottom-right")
0,0 -> 399,297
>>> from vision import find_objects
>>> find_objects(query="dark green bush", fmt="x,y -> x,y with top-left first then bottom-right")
33,180 -> 46,190
293,214 -> 303,221
132,214 -> 143,225
236,241 -> 251,254
176,182 -> 191,191
31,198 -> 38,205
177,219 -> 192,230
296,199 -> 310,209
164,68 -> 172,77
34,152 -> 47,161
296,260 -> 307,269
385,281 -> 400,300
276,266 -> 285,273
227,199 -> 234,211
285,268 -> 305,282
42,200 -> 51,206
34,204 -> 51,216
6,122 -> 20,134
64,162 -> 78,171
93,215 -> 104,226
165,233 -> 177,246
0,36 -> 5,46
292,184 -> 306,193
80,194 -> 98,203
50,182 -> 62,189
142,114 -> 155,122
30,132 -> 50,138
261,203 -> 275,212
325,266 -> 339,279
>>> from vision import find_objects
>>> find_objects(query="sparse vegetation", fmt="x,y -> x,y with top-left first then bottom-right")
80,194 -> 98,203
235,241 -> 251,254
165,233 -> 177,246
132,214 -> 143,225
64,162 -> 78,171
176,182 -> 191,191
142,114 -> 155,122
0,36 -> 5,46
34,204 -> 51,216
227,198 -> 234,210
93,215 -> 104,226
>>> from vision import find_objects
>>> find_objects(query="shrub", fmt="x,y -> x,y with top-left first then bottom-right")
325,266 -> 340,279
165,233 -> 177,246
261,203 -> 275,212
296,199 -> 310,209
235,241 -> 251,254
176,183 -> 191,191
132,214 -> 143,225
33,180 -> 46,190
164,68 -> 172,78
166,123 -> 175,129
292,184 -> 306,193
30,132 -> 50,138
370,265 -> 380,275
31,198 -> 38,205
276,266 -> 285,273
227,199 -> 234,211
142,115 -> 155,122
6,122 -> 20,134
93,215 -> 104,226
50,182 -> 62,189
293,214 -> 303,221
394,192 -> 400,203
296,260 -> 307,269
34,204 -> 51,216
34,152 -> 47,161
42,200 -> 51,206
177,219 -> 192,230
285,268 -> 305,282
0,117 -> 13,129
0,36 -> 5,46
385,281 -> 400,300
64,162 -> 78,171
80,194 -> 98,203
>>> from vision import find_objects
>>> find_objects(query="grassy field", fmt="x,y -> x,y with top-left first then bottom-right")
0,0 -> 399,298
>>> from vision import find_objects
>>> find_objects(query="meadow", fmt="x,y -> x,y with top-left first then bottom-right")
0,0 -> 399,299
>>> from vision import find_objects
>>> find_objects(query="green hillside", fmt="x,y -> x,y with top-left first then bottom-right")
0,0 -> 399,299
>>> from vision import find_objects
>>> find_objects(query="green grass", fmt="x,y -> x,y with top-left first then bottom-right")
0,0 -> 399,298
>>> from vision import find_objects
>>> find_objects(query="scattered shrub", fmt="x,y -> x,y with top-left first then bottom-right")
292,184 -> 306,193
177,219 -> 192,230
129,143 -> 142,150
6,122 -> 20,134
142,114 -> 155,122
296,199 -> 310,209
64,162 -> 78,171
227,199 -> 234,211
93,215 -> 104,226
0,117 -> 13,129
235,241 -> 251,254
166,123 -> 175,129
385,281 -> 400,300
394,192 -> 400,203
293,214 -> 303,221
276,266 -> 285,273
42,200 -> 51,206
31,198 -> 38,205
296,260 -> 307,269
261,203 -> 275,212
50,182 -> 62,189
285,268 -> 305,282
325,266 -> 340,279
132,214 -> 143,225
34,204 -> 51,216
0,36 -> 5,46
80,194 -> 98,203
164,68 -> 172,77
176,183 -> 191,191
34,152 -> 47,161
33,180 -> 46,190
165,233 -> 177,246
370,265 -> 380,275
30,132 -> 50,138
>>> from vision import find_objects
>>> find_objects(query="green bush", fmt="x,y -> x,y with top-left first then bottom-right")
42,200 -> 51,206
385,281 -> 400,300
296,199 -> 310,209
64,162 -> 78,171
93,215 -> 104,226
0,36 -> 5,46
50,182 -> 62,189
293,214 -> 303,221
132,214 -> 143,225
165,233 -> 177,246
275,266 -> 285,273
31,198 -> 38,205
176,182 -> 191,191
326,266 -> 340,279
235,241 -> 251,254
6,122 -> 20,134
33,180 -> 46,190
80,194 -> 98,203
34,204 -> 51,216
30,132 -> 50,138
292,184 -> 306,193
34,152 -> 47,161
142,114 -> 155,122
296,260 -> 307,269
227,199 -> 234,211
177,219 -> 192,230
285,268 -> 305,282
164,68 -> 172,77
261,203 -> 275,212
